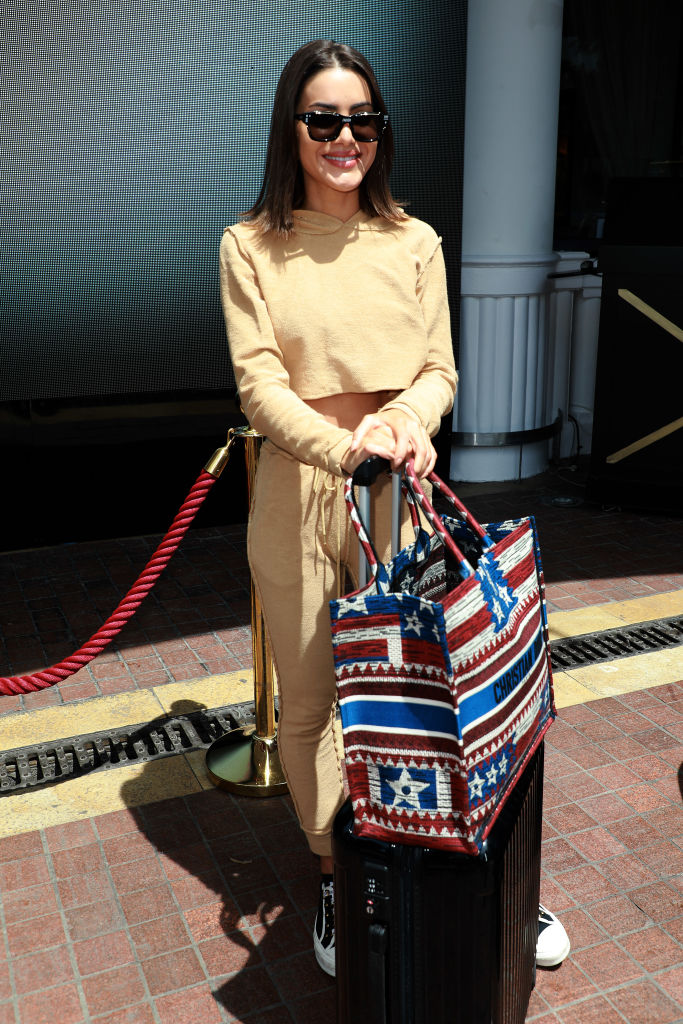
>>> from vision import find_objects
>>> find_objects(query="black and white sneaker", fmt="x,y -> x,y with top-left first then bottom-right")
536,904 -> 570,967
313,875 -> 336,976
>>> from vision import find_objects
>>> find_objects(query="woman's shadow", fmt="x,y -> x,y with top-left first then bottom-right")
119,700 -> 336,1022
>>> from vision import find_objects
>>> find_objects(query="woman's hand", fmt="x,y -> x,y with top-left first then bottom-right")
340,420 -> 396,475
344,408 -> 436,477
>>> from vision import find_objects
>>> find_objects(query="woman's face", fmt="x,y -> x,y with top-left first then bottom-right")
295,67 -> 378,217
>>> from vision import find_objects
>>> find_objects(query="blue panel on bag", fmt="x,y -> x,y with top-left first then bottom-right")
458,629 -> 545,729
341,697 -> 457,738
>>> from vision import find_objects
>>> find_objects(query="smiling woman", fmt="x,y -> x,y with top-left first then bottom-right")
219,38 -> 458,978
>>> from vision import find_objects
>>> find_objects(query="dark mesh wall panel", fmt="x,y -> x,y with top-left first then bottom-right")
1,0 -> 466,401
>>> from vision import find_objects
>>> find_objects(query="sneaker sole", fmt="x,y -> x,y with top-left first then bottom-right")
536,936 -> 571,968
314,942 -> 336,977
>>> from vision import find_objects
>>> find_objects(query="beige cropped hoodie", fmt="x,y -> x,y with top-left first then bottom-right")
219,209 -> 458,476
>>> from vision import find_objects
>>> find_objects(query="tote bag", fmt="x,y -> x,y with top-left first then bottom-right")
330,460 -> 555,855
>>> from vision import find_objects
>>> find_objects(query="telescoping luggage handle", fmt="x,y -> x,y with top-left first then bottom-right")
354,459 -> 403,588
350,456 -> 495,591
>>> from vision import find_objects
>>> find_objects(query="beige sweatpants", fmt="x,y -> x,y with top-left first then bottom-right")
247,440 -> 418,857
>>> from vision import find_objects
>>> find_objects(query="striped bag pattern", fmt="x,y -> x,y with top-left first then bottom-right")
330,461 -> 555,855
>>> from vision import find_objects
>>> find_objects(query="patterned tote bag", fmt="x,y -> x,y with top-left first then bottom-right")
330,460 -> 555,855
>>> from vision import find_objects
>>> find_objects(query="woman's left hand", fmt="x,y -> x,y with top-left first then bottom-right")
349,408 -> 436,477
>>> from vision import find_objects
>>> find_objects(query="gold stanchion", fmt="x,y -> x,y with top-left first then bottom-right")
205,428 -> 288,796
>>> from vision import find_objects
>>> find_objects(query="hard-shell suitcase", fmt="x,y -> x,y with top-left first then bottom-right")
333,741 -> 543,1024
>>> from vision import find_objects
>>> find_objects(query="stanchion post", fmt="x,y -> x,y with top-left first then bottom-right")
244,433 -> 277,741
205,428 -> 288,796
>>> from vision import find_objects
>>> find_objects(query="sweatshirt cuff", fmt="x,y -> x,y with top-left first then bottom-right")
326,434 -> 353,477
378,399 -> 434,434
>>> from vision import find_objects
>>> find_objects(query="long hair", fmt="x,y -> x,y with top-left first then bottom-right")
245,40 -> 406,235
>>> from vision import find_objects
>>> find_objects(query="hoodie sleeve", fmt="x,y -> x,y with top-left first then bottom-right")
379,233 -> 458,435
220,226 -> 353,476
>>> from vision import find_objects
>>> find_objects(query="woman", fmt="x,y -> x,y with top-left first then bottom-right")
220,39 -> 569,977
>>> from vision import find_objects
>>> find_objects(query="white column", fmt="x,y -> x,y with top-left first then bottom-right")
545,252 -> 603,461
451,0 -> 565,482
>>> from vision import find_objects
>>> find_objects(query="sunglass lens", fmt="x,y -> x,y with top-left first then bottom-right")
306,113 -> 342,140
351,114 -> 383,141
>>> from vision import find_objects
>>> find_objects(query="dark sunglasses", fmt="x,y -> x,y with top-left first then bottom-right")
294,111 -> 389,143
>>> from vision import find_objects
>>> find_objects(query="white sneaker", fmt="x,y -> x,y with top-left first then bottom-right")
313,876 -> 336,976
536,904 -> 570,967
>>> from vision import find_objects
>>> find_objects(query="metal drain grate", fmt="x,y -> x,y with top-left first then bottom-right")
549,614 -> 683,671
0,700 -> 267,793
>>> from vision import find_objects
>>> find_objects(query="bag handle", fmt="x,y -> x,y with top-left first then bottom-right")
402,460 -> 494,551
400,461 -> 477,579
346,457 -> 492,590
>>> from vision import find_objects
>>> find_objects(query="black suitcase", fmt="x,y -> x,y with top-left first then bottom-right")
333,742 -> 544,1024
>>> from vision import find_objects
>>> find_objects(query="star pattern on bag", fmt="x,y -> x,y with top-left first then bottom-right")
476,552 -> 517,632
388,768 -> 431,809
468,741 -> 516,807
403,611 -> 423,635
469,771 -> 485,800
335,595 -> 372,619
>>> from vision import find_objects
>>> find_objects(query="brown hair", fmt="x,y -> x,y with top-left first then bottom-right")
244,39 -> 406,235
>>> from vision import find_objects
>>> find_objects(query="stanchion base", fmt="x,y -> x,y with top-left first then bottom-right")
205,728 -> 288,797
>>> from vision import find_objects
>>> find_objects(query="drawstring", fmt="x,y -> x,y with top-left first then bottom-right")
312,467 -> 351,598
339,480 -> 352,595
312,467 -> 335,553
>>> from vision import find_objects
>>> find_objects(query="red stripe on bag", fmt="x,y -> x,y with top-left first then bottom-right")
344,731 -> 463,758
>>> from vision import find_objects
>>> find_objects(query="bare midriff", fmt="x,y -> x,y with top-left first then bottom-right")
304,391 -> 393,431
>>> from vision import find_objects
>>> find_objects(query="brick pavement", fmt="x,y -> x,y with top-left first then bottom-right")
0,476 -> 680,1022
0,681 -> 679,1023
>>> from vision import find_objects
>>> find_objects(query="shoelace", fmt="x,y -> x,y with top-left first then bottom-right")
538,905 -> 553,934
319,881 -> 335,945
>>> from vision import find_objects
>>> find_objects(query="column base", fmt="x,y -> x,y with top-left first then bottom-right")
450,438 -> 549,483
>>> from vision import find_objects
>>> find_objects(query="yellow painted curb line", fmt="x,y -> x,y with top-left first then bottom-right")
0,674 -> 254,839
0,756 -> 205,839
0,690 -> 165,751
547,588 -> 683,641
556,645 -> 683,702
0,671 -> 253,751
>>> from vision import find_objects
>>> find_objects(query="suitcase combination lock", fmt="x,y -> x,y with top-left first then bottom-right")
364,868 -> 390,919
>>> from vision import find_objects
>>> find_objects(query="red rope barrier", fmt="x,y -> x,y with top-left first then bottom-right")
0,469 -> 218,696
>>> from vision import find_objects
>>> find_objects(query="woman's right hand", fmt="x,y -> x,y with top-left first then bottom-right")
340,420 -> 396,475
342,408 -> 436,477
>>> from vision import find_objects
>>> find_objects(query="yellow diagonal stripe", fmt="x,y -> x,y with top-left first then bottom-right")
606,415 -> 683,464
618,288 -> 683,343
